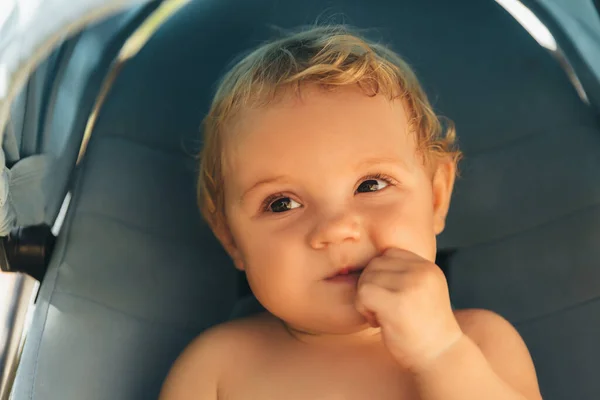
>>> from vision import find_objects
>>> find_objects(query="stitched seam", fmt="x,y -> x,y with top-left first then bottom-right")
98,133 -> 197,158
514,294 -> 600,327
462,123 -> 598,158
74,210 -> 210,247
452,199 -> 600,250
51,290 -> 200,333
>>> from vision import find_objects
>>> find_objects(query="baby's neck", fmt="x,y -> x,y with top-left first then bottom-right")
280,320 -> 382,347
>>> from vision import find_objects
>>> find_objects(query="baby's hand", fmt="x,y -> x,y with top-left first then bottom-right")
355,248 -> 464,372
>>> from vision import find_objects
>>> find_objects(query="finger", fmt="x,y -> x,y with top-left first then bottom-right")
366,252 -> 426,273
358,269 -> 411,292
382,247 -> 426,261
363,310 -> 380,328
355,283 -> 396,325
355,302 -> 380,328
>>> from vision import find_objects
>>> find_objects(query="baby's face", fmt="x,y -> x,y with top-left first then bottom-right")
219,85 -> 454,334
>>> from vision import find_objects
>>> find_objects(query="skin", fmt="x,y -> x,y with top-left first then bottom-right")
160,85 -> 543,400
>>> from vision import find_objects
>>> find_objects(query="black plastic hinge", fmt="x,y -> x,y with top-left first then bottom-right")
0,225 -> 56,282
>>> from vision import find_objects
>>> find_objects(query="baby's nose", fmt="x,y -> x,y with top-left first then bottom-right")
308,212 -> 361,249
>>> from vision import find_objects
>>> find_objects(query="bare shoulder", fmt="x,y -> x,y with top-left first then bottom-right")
454,308 -> 529,353
454,308 -> 511,337
159,313 -> 279,400
454,308 -> 543,400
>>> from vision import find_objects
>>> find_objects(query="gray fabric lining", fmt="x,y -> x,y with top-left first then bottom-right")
11,1 -> 600,399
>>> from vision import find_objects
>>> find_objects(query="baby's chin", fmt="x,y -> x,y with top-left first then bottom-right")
279,305 -> 375,337
280,317 -> 381,345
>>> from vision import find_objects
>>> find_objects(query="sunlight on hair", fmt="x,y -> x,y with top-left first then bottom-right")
496,0 -> 557,51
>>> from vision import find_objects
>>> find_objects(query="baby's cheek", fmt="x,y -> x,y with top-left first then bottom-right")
243,240 -> 310,318
243,229 -> 301,281
369,202 -> 436,260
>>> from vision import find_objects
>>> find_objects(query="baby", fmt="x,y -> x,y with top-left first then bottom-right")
160,25 -> 543,400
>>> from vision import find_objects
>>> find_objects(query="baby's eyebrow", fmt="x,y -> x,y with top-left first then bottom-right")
239,158 -> 411,203
239,175 -> 288,203
355,156 -> 412,172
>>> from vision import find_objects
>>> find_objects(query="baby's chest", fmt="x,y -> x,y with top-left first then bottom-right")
220,351 -> 417,400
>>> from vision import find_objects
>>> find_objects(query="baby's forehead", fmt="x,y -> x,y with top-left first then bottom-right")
220,87 -> 420,187
225,85 -> 411,146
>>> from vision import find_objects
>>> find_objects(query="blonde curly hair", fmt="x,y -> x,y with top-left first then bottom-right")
198,25 -> 460,230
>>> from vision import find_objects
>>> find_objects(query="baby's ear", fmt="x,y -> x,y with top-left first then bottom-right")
212,220 -> 246,271
431,158 -> 456,235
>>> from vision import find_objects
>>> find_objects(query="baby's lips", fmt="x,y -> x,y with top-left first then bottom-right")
326,266 -> 363,279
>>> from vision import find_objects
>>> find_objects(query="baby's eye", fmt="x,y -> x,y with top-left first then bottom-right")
356,178 -> 389,194
267,197 -> 301,213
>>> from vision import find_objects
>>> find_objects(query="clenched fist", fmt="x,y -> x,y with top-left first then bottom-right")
355,248 -> 465,372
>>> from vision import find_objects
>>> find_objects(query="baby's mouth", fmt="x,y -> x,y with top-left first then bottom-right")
326,266 -> 365,282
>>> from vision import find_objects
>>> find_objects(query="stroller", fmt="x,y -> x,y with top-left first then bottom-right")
1,0 -> 600,398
